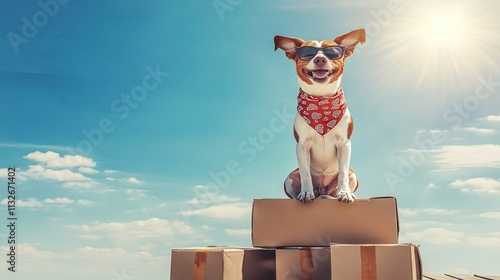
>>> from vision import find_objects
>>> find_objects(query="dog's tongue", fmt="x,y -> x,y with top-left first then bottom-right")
312,70 -> 329,79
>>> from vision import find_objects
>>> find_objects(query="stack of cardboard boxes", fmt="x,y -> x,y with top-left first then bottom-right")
170,197 -> 422,279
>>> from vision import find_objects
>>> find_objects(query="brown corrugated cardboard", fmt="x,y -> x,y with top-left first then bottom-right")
170,247 -> 275,280
242,247 -> 276,279
276,247 -> 331,280
330,243 -> 422,280
252,197 -> 399,247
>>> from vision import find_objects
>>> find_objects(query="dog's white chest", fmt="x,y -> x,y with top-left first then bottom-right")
294,108 -> 351,174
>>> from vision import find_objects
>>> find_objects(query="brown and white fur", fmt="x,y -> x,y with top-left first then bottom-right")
275,29 -> 366,204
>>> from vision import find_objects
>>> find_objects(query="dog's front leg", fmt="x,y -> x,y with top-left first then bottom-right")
296,140 -> 315,203
336,140 -> 356,203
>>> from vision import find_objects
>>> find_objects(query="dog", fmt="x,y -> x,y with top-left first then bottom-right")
274,29 -> 365,204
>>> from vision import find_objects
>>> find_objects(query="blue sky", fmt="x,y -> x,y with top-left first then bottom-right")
1,0 -> 500,279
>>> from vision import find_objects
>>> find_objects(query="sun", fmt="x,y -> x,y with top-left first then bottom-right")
422,9 -> 468,49
429,17 -> 460,42
368,0 -> 498,94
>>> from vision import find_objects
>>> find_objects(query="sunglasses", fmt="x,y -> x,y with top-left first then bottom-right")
295,45 -> 345,61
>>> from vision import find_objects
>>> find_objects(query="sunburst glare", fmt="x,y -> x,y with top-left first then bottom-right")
425,12 -> 466,46
367,0 -> 499,95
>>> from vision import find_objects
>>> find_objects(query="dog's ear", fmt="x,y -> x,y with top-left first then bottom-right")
334,29 -> 366,58
274,35 -> 304,60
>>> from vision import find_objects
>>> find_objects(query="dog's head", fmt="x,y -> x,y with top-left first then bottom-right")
274,29 -> 365,93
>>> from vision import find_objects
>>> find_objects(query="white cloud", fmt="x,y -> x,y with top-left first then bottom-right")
2,197 -> 81,207
62,181 -> 96,189
225,229 -> 251,238
68,218 -> 195,244
21,199 -> 42,207
402,148 -> 423,153
106,177 -> 115,181
125,189 -> 148,196
0,168 -> 25,180
450,178 -> 500,194
76,234 -> 100,240
482,115 -> 500,122
125,189 -> 151,201
399,208 -> 418,217
78,166 -> 99,174
127,177 -> 142,184
186,194 -> 240,205
0,244 -> 166,279
201,225 -> 215,231
399,220 -> 454,231
44,197 -> 74,204
433,144 -> 500,170
186,185 -> 241,205
399,208 -> 459,217
24,151 -> 96,168
73,247 -> 167,278
414,129 -> 448,138
25,165 -> 90,181
420,208 -> 459,215
455,127 -> 496,134
76,199 -> 93,206
178,202 -> 252,220
426,183 -> 439,189
402,227 -> 464,244
467,236 -> 500,247
479,212 -> 500,219
124,203 -> 168,214
104,169 -> 118,174
194,184 -> 207,189
1,198 -> 43,207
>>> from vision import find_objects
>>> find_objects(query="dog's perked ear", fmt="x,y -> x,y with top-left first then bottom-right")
333,29 -> 366,58
274,35 -> 305,60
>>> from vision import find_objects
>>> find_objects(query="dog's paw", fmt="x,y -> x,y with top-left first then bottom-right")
297,191 -> 315,203
336,189 -> 356,204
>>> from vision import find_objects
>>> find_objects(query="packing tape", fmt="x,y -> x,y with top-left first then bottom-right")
299,248 -> 314,280
192,250 -> 208,280
360,245 -> 377,280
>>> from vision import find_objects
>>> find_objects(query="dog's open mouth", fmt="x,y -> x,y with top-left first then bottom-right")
303,68 -> 337,83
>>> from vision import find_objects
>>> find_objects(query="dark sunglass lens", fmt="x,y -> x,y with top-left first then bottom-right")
297,47 -> 318,60
323,46 -> 343,59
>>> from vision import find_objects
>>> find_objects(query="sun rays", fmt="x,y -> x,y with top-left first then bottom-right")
366,0 -> 500,95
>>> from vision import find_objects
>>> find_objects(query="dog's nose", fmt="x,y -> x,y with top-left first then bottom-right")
313,56 -> 327,66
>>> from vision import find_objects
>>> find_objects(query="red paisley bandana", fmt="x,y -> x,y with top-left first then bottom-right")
297,86 -> 347,135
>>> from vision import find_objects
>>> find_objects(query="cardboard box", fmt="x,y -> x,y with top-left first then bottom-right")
170,247 -> 275,280
252,197 -> 399,247
241,248 -> 276,280
330,243 -> 422,280
276,247 -> 331,280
